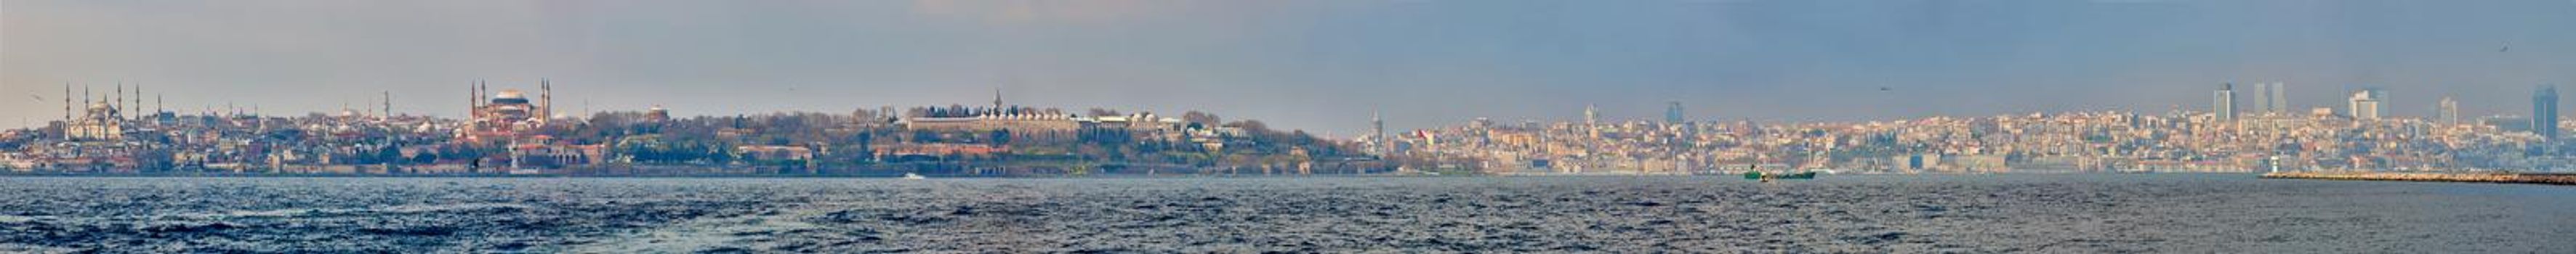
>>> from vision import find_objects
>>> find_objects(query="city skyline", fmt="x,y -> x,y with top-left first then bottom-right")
9,0 -> 2576,135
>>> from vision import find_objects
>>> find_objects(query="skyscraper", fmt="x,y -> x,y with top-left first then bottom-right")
2250,82 -> 2273,115
2268,82 -> 2289,114
2214,83 -> 2237,121
2438,97 -> 2460,126
1665,102 -> 1684,124
2537,85 -> 2559,140
2348,89 -> 2381,120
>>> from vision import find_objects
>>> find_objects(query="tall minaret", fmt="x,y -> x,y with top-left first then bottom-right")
993,87 -> 1005,110
382,91 -> 393,119
132,83 -> 142,119
134,83 -> 145,118
63,83 -> 72,123
469,81 -> 482,120
541,78 -> 553,121
115,83 -> 125,120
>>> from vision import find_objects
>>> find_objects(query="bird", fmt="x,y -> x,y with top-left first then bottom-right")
1878,87 -> 1893,92
2501,46 -> 2510,52
26,94 -> 40,102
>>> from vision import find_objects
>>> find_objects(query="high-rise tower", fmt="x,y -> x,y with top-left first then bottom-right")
2267,82 -> 2289,114
1665,102 -> 1684,124
2214,83 -> 2237,121
2537,85 -> 2560,140
2439,97 -> 2460,126
2348,89 -> 2381,120
2250,82 -> 2273,115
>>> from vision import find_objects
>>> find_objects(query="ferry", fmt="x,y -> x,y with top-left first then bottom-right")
902,173 -> 927,180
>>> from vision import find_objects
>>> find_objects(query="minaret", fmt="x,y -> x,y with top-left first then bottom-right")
115,83 -> 125,120
992,87 -> 1005,110
541,78 -> 553,121
63,83 -> 72,123
132,83 -> 142,119
383,91 -> 393,119
469,81 -> 481,120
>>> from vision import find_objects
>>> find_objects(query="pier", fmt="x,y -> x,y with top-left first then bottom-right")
2261,171 -> 2576,186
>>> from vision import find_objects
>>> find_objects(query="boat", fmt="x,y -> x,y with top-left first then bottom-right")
1742,166 -> 1820,182
1742,171 -> 1819,179
902,173 -> 927,180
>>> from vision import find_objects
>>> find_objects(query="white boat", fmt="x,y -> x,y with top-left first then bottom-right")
902,173 -> 927,180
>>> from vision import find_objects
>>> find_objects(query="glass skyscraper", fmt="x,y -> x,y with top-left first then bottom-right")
2537,85 -> 2559,140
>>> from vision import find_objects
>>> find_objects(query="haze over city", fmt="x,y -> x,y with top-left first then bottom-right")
8,0 -> 2575,135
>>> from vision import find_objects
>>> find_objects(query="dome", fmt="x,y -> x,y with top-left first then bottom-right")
494,89 -> 528,99
88,102 -> 113,110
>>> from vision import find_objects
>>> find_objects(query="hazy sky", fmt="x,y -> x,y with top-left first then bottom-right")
7,0 -> 2575,136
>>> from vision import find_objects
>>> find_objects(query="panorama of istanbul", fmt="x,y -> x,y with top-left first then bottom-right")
2,1 -> 2575,253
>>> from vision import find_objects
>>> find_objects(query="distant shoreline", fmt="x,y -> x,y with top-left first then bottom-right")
2261,171 -> 2576,186
0,171 -> 2266,179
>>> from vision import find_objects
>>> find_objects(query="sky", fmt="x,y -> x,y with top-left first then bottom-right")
6,0 -> 2575,136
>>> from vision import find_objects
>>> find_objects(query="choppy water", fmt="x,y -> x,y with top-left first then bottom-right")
0,174 -> 2569,253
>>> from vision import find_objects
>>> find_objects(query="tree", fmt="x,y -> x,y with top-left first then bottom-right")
1183,111 -> 1222,126
990,129 -> 1013,145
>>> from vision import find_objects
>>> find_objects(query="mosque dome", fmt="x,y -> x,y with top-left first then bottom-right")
491,89 -> 531,105
494,89 -> 528,99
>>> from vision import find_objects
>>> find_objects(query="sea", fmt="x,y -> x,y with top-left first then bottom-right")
0,173 -> 2569,253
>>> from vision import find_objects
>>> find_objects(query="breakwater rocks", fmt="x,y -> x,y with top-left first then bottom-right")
1,175 -> 2572,253
2262,171 -> 2576,185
